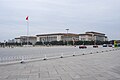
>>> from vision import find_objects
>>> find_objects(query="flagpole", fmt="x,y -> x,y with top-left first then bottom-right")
27,20 -> 29,45
26,16 -> 29,45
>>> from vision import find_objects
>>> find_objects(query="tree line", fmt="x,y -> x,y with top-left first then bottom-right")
0,40 -> 111,47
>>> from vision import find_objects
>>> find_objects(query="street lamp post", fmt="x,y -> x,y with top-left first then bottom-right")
92,34 -> 96,45
4,40 -> 6,47
66,29 -> 69,45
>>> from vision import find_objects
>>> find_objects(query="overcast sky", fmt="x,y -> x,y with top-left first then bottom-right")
0,0 -> 120,41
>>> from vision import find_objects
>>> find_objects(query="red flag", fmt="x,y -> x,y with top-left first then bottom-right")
26,16 -> 29,21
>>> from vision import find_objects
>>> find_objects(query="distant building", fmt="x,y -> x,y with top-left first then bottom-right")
15,36 -> 37,45
79,31 -> 108,41
79,34 -> 93,41
7,39 -> 15,43
14,37 -> 21,43
13,31 -> 108,45
36,33 -> 79,42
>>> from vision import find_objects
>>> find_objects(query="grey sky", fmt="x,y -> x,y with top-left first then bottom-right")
0,0 -> 120,41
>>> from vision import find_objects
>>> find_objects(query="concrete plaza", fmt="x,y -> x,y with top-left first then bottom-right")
0,48 -> 120,80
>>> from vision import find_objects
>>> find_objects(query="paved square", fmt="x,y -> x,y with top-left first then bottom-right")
0,48 -> 120,80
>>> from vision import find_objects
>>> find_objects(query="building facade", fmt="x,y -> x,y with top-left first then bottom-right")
13,31 -> 108,45
14,38 -> 21,43
79,31 -> 108,41
36,33 -> 79,42
79,34 -> 93,41
15,36 -> 37,45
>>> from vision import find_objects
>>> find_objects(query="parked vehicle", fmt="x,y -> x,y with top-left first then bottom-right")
108,44 -> 112,47
79,45 -> 87,49
117,44 -> 120,47
103,44 -> 107,47
93,45 -> 98,48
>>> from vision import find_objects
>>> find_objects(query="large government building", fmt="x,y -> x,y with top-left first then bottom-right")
36,33 -> 79,42
14,31 -> 108,45
14,36 -> 37,45
79,31 -> 108,41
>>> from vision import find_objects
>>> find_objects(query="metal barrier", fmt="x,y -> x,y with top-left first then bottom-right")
0,47 -> 120,64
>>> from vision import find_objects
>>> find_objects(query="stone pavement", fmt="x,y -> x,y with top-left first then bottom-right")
0,49 -> 120,80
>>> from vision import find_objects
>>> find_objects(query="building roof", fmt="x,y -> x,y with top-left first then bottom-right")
15,38 -> 20,39
79,32 -> 107,38
20,36 -> 36,38
15,36 -> 36,39
86,31 -> 105,35
36,33 -> 79,36
79,34 -> 92,36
